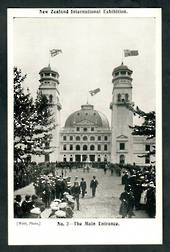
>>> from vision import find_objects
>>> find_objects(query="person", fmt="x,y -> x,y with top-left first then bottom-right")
14,195 -> 23,218
90,176 -> 98,197
21,195 -> 32,218
80,178 -> 87,198
119,186 -> 135,218
30,194 -> 45,212
42,183 -> 51,208
71,182 -> 81,210
121,172 -> 128,186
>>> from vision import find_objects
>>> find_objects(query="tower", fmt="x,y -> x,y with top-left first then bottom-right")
39,64 -> 62,162
110,63 -> 133,164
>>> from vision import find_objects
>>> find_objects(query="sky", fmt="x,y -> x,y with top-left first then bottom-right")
13,17 -> 156,127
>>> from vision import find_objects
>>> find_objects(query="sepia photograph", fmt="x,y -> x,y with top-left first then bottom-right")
8,8 -> 162,245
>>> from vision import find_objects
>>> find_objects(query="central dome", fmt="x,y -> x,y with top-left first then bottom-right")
64,104 -> 110,129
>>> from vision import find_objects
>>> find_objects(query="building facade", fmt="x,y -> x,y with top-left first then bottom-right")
34,63 -> 155,165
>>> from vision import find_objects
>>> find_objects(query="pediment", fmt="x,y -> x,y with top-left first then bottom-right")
117,135 -> 128,139
76,120 -> 95,126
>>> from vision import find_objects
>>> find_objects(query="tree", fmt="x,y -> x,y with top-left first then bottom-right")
14,67 -> 35,162
125,103 -> 155,157
14,67 -> 56,163
32,92 -> 56,157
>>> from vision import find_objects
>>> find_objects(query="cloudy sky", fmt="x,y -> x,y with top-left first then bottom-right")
13,17 -> 156,127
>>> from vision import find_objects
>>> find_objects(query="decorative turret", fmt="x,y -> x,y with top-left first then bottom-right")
110,63 -> 133,164
38,64 -> 62,162
39,64 -> 61,110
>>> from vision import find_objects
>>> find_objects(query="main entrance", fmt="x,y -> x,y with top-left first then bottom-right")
75,155 -> 81,162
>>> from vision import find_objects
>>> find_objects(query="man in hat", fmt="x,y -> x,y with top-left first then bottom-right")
71,182 -> 81,210
90,176 -> 98,197
21,195 -> 32,218
80,178 -> 87,198
14,195 -> 23,218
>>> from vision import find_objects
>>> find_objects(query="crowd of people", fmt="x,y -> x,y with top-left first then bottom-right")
14,161 -> 156,219
14,167 -> 100,218
119,165 -> 156,218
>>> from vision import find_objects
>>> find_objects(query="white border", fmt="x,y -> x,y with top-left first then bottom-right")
8,8 -> 162,245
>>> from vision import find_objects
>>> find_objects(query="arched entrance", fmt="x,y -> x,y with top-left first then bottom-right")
120,154 -> 125,164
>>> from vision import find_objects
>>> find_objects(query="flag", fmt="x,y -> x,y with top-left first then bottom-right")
50,49 -> 62,57
89,88 -> 101,96
124,49 -> 139,57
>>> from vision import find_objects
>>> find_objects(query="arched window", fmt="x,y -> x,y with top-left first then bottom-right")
49,95 -> 53,103
120,154 -> 125,164
125,93 -> 129,102
118,93 -> 121,102
90,136 -> 95,141
90,145 -> 95,151
76,136 -> 80,141
83,145 -> 88,151
104,144 -> 108,151
83,136 -> 88,141
76,145 -> 80,151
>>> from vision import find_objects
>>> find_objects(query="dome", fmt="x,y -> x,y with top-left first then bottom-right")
64,104 -> 110,129
113,63 -> 132,74
39,64 -> 58,75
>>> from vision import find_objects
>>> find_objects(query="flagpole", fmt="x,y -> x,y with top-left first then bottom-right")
49,50 -> 51,66
122,49 -> 124,64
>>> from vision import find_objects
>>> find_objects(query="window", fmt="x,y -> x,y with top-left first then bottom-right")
63,136 -> 66,141
120,71 -> 126,75
76,136 -> 80,141
98,136 -> 101,141
83,145 -> 88,151
90,145 -> 95,151
40,74 -> 43,78
118,94 -> 121,102
104,144 -> 107,151
104,136 -> 108,141
76,145 -> 80,151
52,73 -> 56,78
91,127 -> 94,131
45,73 -> 50,76
63,144 -> 66,151
90,136 -> 95,141
63,157 -> 67,162
70,145 -> 73,151
125,94 -> 129,102
145,145 -> 150,151
98,145 -> 101,151
70,157 -> 73,162
76,127 -> 80,131
115,72 -> 119,76
120,143 -> 125,150
98,156 -> 101,162
49,94 -> 53,103
145,156 -> 150,164
83,136 -> 88,141
83,127 -> 87,132
70,136 -> 73,141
